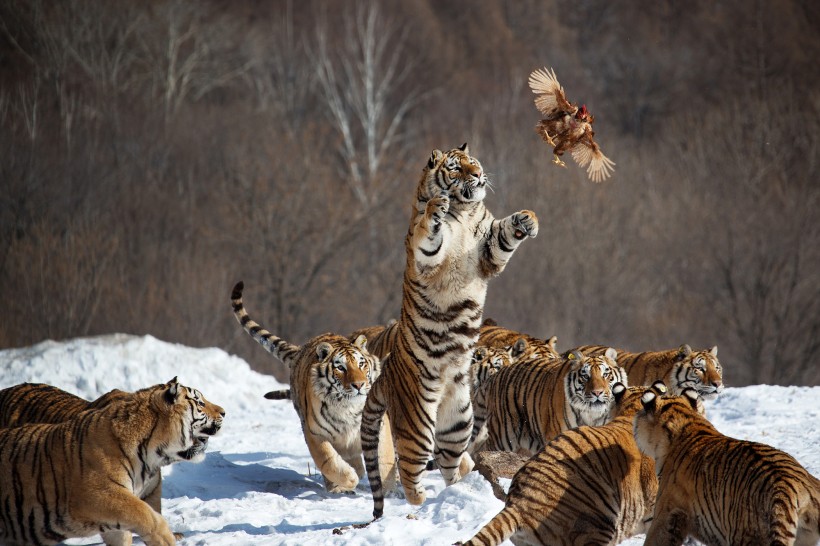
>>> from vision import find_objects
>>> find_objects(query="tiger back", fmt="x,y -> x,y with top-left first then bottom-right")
349,319 -> 398,360
483,348 -> 627,455
635,389 -> 820,546
478,320 -> 560,363
462,382 -> 670,546
0,378 -> 218,546
577,343 -> 723,399
232,281 -> 396,494
359,144 -> 539,518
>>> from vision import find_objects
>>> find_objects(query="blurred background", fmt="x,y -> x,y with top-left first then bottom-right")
1,0 -> 818,385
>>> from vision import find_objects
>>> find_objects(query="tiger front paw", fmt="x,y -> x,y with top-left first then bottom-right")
403,484 -> 427,506
512,210 -> 539,239
324,466 -> 360,493
425,193 -> 450,224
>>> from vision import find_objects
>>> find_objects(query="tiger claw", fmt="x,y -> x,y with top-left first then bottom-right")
552,155 -> 566,168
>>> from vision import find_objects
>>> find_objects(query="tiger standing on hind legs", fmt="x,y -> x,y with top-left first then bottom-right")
360,143 -> 539,519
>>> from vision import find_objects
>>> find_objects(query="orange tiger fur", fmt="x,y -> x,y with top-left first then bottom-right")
635,389 -> 820,546
462,381 -> 674,546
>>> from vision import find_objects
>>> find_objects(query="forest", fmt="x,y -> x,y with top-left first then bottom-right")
1,0 -> 818,386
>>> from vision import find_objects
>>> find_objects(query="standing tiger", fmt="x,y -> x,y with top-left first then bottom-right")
0,378 -> 217,546
575,343 -> 723,399
0,380 -> 224,546
360,144 -> 539,519
481,348 -> 627,456
468,346 -> 513,454
635,389 -> 820,546
231,281 -> 396,494
478,319 -> 560,362
462,381 -> 677,546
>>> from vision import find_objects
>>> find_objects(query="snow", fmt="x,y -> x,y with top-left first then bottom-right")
1,334 -> 818,545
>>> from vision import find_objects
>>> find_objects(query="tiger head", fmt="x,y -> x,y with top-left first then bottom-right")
565,348 -> 626,419
146,377 -> 224,464
312,334 -> 377,402
470,346 -> 513,393
672,344 -> 723,400
508,335 -> 560,363
421,143 -> 488,206
633,387 -> 707,462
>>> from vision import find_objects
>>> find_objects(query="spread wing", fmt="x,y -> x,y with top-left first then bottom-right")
570,129 -> 615,182
528,67 -> 575,118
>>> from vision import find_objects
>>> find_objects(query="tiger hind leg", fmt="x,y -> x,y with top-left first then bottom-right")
433,380 -> 475,485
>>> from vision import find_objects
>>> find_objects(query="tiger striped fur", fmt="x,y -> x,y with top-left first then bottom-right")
232,281 -> 396,494
462,381 -> 675,546
349,319 -> 399,360
575,343 -> 723,399
478,320 -> 560,363
360,144 -> 539,518
0,381 -> 224,545
468,346 -> 513,454
481,348 -> 627,456
635,389 -> 820,546
0,378 -> 217,546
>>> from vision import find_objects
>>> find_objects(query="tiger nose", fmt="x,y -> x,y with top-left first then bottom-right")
352,381 -> 366,392
713,381 -> 722,390
591,389 -> 605,398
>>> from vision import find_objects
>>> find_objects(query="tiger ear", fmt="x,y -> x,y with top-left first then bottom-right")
676,344 -> 692,360
511,338 -> 528,358
604,347 -> 617,361
640,390 -> 658,413
651,380 -> 668,394
164,377 -> 181,405
428,149 -> 444,169
546,335 -> 558,353
316,342 -> 333,360
458,142 -> 469,153
473,347 -> 487,363
566,350 -> 584,367
353,334 -> 368,352
612,382 -> 627,403
709,346 -> 718,357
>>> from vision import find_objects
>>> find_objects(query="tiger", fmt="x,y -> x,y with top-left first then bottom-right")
360,143 -> 539,519
481,348 -> 627,456
0,380 -> 224,545
575,343 -> 723,399
461,381 -> 677,546
231,281 -> 396,494
0,377 -> 218,546
635,388 -> 820,546
468,345 -> 514,454
478,319 -> 560,362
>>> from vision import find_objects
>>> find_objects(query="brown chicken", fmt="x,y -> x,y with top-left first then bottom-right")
528,67 -> 615,182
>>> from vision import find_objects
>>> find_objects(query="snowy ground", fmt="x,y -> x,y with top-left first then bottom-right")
1,334 -> 818,545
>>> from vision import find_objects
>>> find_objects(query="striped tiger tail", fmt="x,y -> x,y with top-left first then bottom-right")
231,281 -> 299,365
263,389 -> 291,400
361,376 -> 389,519
462,506 -> 524,546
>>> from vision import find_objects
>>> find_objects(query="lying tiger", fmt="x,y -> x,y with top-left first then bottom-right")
0,378 -> 219,546
462,381 -> 680,546
636,388 -> 820,546
0,380 -> 224,545
481,348 -> 627,456
575,343 -> 723,399
478,319 -> 560,362
231,281 -> 396,494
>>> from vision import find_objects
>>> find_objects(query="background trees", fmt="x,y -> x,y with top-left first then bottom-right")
1,0 -> 818,384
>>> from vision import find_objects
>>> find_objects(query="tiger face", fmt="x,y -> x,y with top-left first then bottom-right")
470,346 -> 513,393
424,143 -> 488,205
566,348 -> 625,419
674,345 -> 723,400
508,335 -> 560,363
314,334 -> 376,402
